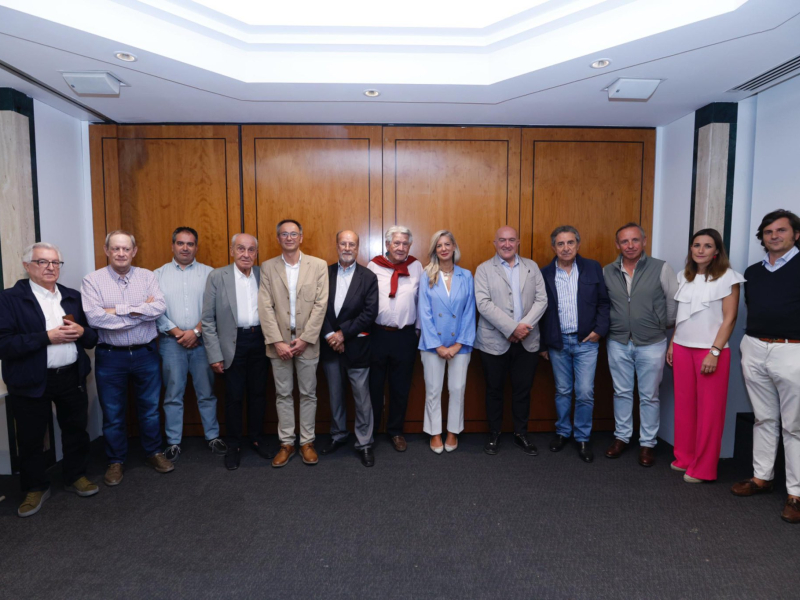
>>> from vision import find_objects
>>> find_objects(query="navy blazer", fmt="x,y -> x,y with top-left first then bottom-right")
0,279 -> 98,397
418,266 -> 476,354
539,255 -> 610,350
321,263 -> 379,369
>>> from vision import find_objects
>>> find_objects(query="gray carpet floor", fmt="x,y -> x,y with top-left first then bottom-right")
1,432 -> 798,599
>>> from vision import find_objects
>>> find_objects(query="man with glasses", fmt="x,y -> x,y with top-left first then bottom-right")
82,230 -> 172,487
1,243 -> 99,517
155,227 -> 226,462
475,226 -> 548,456
258,220 -> 328,467
202,233 -> 272,470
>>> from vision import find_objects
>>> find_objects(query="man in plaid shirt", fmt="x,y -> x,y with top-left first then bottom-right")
82,230 -> 173,486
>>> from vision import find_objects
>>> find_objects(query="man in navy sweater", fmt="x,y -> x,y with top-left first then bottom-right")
0,242 -> 98,517
539,226 -> 610,463
731,209 -> 800,524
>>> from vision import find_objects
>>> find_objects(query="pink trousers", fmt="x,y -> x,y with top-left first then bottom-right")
672,343 -> 731,481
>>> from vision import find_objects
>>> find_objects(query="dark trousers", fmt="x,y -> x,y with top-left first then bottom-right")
224,328 -> 269,448
8,364 -> 90,493
480,345 -> 540,434
369,326 -> 417,437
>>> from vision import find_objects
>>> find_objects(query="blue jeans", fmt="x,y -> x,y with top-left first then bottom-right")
95,343 -> 162,463
606,338 -> 667,448
549,334 -> 599,442
159,336 -> 220,445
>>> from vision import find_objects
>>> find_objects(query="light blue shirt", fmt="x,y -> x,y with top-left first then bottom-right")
762,246 -> 798,272
555,261 -> 579,334
155,259 -> 213,333
500,255 -> 523,322
334,261 -> 357,317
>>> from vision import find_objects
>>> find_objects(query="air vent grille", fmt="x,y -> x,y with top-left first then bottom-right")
729,54 -> 800,92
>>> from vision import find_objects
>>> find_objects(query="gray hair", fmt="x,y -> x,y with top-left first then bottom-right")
230,233 -> 258,248
550,225 -> 581,247
385,225 -> 413,247
615,222 -> 646,242
23,242 -> 63,263
105,230 -> 136,248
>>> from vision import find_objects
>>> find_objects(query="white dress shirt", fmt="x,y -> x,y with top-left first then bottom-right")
283,253 -> 302,330
30,280 -> 78,368
367,259 -> 423,329
234,265 -> 259,327
325,261 -> 357,340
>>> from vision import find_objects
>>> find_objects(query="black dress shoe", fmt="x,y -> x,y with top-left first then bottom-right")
578,441 -> 594,463
321,438 -> 347,455
549,435 -> 568,452
224,447 -> 241,470
514,433 -> 539,456
252,441 -> 274,460
359,447 -> 375,467
484,432 -> 501,455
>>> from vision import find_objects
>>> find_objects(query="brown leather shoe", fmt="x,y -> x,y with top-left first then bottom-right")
300,442 -> 319,465
781,498 -> 800,524
605,439 -> 627,459
104,463 -> 123,486
391,435 -> 408,452
638,447 -> 655,467
272,444 -> 295,468
731,478 -> 774,497
147,453 -> 175,473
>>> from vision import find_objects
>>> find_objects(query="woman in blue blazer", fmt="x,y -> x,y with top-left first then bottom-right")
418,230 -> 476,453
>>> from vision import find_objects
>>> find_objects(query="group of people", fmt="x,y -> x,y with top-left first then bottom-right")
1,210 -> 798,526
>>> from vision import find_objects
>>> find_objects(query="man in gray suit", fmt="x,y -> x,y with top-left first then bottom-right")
202,233 -> 271,470
475,226 -> 548,456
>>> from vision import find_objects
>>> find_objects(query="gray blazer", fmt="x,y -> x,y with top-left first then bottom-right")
474,254 -> 548,355
201,264 -> 261,369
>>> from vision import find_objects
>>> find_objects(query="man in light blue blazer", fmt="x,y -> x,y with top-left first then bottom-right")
474,226 -> 548,456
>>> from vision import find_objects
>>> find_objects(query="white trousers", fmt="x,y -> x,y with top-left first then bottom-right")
420,351 -> 471,436
740,335 -> 800,496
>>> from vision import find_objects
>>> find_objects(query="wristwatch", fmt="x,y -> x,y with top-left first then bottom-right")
193,327 -> 202,338
710,346 -> 721,357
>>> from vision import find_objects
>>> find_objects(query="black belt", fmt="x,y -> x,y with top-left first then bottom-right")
98,342 -> 154,351
238,326 -> 262,334
48,362 -> 78,374
377,324 -> 415,332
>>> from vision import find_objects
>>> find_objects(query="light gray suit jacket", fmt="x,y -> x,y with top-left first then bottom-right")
201,264 -> 261,369
474,254 -> 548,355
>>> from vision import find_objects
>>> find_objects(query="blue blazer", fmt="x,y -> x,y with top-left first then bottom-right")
539,254 -> 610,350
0,279 -> 98,397
418,266 -> 476,354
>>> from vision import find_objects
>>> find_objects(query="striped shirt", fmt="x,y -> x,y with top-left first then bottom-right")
555,261 -> 579,334
154,259 -> 212,333
81,266 -> 166,346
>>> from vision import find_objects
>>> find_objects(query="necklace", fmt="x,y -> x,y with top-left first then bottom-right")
441,269 -> 454,280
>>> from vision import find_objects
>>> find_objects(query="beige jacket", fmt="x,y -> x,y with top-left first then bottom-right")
258,253 -> 329,359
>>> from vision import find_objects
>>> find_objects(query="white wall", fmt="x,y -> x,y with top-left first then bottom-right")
0,100 -> 98,474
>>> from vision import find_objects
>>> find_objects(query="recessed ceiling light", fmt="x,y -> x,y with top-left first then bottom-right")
363,89 -> 380,97
591,58 -> 611,69
114,52 -> 138,62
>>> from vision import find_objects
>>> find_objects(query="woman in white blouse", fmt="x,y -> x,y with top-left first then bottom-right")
667,228 -> 745,483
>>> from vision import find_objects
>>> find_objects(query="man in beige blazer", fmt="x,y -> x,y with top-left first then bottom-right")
258,219 -> 329,467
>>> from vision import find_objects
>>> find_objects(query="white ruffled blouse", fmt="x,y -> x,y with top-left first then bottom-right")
673,268 -> 746,349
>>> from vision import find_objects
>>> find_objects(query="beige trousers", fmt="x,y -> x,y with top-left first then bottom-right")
271,355 -> 320,446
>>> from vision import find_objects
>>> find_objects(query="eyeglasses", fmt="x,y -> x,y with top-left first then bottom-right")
279,232 -> 300,239
29,260 -> 64,268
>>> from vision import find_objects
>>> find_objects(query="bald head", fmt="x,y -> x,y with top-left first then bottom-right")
493,226 -> 520,263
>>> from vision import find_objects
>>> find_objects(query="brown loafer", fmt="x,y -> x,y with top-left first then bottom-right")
731,478 -> 774,497
605,439 -> 627,459
104,463 -> 124,486
272,444 -> 295,468
147,453 -> 175,473
638,447 -> 655,467
300,442 -> 319,465
391,435 -> 408,452
781,498 -> 800,524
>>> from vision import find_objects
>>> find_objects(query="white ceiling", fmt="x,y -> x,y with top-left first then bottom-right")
1,0 -> 799,126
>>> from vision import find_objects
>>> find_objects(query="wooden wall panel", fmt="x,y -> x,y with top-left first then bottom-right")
383,127 -> 521,432
521,128 -> 656,432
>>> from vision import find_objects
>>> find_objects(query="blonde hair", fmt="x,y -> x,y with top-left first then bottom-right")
424,230 -> 461,288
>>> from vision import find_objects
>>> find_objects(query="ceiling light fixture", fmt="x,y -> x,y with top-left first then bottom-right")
591,59 -> 611,69
363,89 -> 380,97
114,51 -> 138,62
